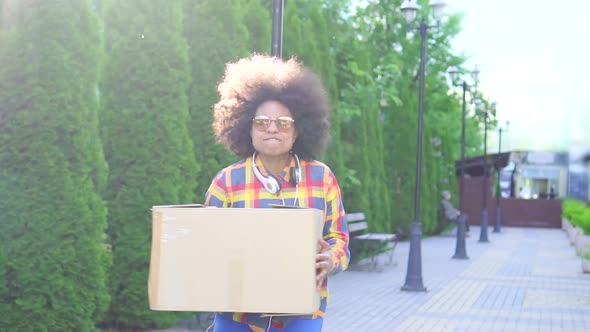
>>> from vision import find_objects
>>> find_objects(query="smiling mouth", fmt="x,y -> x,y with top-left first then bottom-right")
264,138 -> 281,141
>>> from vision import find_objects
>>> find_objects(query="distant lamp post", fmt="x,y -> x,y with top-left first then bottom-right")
447,65 -> 480,259
493,120 -> 510,233
477,100 -> 496,243
271,0 -> 284,58
399,0 -> 446,293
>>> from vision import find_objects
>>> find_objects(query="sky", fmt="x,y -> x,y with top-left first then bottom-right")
448,0 -> 590,153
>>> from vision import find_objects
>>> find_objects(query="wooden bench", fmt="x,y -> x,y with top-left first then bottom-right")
346,212 -> 398,270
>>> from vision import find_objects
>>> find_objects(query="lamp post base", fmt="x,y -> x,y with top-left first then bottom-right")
401,283 -> 427,292
401,222 -> 427,292
452,216 -> 469,259
479,208 -> 489,242
493,206 -> 501,233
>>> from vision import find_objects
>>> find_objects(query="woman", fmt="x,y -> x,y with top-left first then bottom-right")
205,55 -> 350,332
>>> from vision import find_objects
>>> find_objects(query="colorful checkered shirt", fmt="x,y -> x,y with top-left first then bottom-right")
205,154 -> 350,331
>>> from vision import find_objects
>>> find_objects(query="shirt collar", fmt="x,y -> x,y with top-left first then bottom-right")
252,153 -> 297,183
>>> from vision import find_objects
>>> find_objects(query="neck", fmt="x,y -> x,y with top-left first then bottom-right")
257,153 -> 291,177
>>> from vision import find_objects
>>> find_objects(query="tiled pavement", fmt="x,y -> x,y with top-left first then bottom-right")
323,226 -> 590,332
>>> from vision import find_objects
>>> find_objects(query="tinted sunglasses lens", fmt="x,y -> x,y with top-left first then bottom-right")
277,118 -> 293,129
253,116 -> 294,131
253,118 -> 270,130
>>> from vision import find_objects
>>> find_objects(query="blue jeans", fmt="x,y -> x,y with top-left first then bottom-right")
213,314 -> 324,332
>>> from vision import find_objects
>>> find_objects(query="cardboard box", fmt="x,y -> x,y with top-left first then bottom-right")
148,204 -> 323,314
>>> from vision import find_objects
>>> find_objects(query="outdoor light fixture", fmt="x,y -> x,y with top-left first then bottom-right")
494,120 -> 510,233
447,64 -> 481,260
474,98 -> 484,111
471,65 -> 480,84
448,65 -> 479,87
400,0 -> 420,25
479,100 -> 496,243
447,65 -> 460,82
399,0 -> 446,293
400,0 -> 446,25
429,0 -> 446,21
271,0 -> 284,58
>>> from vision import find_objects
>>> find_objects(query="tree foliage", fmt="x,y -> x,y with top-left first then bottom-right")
0,0 -> 489,329
183,0 -> 266,201
0,1 -> 110,330
99,0 -> 198,328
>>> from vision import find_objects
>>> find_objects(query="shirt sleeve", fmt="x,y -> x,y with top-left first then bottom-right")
204,169 -> 229,208
323,170 -> 350,274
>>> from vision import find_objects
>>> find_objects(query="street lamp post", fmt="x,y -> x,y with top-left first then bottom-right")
493,121 -> 509,233
478,100 -> 495,243
447,65 -> 480,259
447,66 -> 479,215
399,0 -> 446,293
271,0 -> 284,58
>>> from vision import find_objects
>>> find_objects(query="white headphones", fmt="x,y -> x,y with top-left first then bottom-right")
252,152 -> 301,195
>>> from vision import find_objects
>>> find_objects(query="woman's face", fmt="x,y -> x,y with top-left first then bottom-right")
251,100 -> 297,159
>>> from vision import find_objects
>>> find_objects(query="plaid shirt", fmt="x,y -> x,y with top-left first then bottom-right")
205,154 -> 350,331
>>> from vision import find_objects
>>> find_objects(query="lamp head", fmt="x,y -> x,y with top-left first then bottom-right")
400,0 -> 420,25
429,0 -> 446,21
474,98 -> 484,112
447,65 -> 460,85
471,64 -> 480,85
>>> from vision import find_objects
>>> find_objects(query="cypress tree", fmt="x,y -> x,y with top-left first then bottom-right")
100,0 -> 197,328
183,0 -> 252,200
0,1 -> 109,330
359,84 -> 393,232
242,0 -> 271,54
282,0 -> 304,58
296,1 -> 346,180
421,132 -> 438,233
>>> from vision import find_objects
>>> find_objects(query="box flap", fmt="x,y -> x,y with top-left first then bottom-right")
151,203 -> 206,209
268,204 -> 309,209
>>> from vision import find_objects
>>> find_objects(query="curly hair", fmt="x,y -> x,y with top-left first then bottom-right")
212,54 -> 331,160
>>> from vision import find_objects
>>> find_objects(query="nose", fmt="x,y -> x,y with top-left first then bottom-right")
266,119 -> 280,132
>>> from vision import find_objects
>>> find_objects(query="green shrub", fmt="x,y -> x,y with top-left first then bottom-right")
100,0 -> 198,328
563,199 -> 590,234
0,1 -> 110,330
577,210 -> 590,235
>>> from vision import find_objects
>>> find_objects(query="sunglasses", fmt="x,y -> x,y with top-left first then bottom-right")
252,115 -> 295,131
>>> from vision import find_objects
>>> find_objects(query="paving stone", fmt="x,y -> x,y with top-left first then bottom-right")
323,226 -> 590,332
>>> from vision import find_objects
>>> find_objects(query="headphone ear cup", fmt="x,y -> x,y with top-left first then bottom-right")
290,167 -> 301,185
269,175 -> 282,192
252,160 -> 281,194
263,178 -> 280,194
260,174 -> 280,194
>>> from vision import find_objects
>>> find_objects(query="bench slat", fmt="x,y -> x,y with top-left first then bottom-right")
348,221 -> 368,233
354,233 -> 397,241
345,212 -> 366,223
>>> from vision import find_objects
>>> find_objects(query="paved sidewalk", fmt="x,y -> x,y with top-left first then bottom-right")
324,226 -> 590,332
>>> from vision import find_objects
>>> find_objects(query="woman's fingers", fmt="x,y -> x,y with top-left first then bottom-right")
315,240 -> 335,289
315,253 -> 332,289
315,260 -> 329,290
318,239 -> 330,253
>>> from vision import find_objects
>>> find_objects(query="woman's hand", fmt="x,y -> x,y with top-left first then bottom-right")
315,239 -> 334,290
